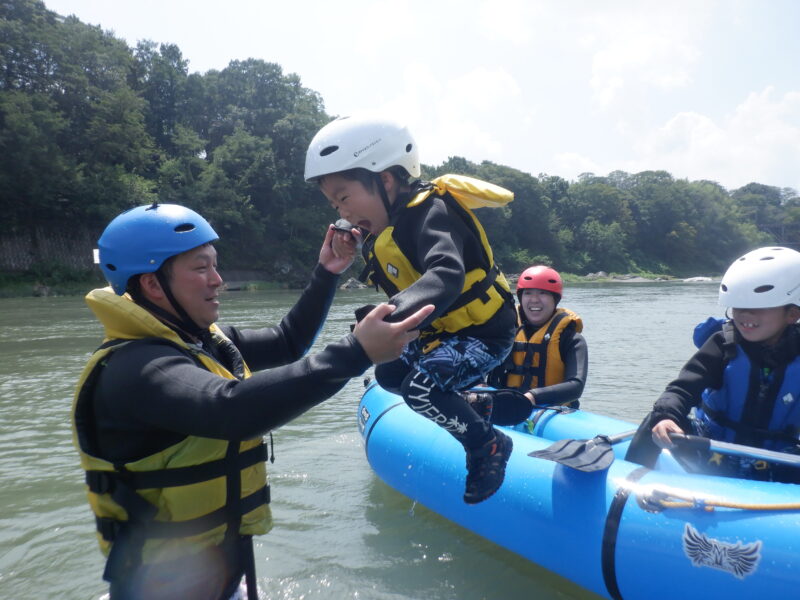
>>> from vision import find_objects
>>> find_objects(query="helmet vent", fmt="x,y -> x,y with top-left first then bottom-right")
174,223 -> 196,233
720,284 -> 728,291
105,263 -> 117,271
754,285 -> 774,294
760,256 -> 775,261
406,143 -> 413,153
320,145 -> 339,157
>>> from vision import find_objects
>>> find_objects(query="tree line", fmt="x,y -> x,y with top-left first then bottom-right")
2,0 -> 798,284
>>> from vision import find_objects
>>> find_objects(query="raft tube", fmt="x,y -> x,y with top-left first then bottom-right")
358,383 -> 800,600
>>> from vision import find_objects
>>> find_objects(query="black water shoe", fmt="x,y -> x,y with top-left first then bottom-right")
464,429 -> 513,504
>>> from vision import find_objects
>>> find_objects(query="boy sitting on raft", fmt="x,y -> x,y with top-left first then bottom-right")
304,114 -> 517,504
626,246 -> 800,483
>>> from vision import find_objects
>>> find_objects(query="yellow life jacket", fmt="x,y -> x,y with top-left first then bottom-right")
502,308 -> 583,390
362,174 -> 513,340
71,287 -> 271,570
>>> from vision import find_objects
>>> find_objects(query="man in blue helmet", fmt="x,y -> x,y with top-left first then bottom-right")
71,202 -> 433,600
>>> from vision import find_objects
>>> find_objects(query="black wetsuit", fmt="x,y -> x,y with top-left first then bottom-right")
366,186 -> 516,346
90,264 -> 371,598
369,188 -> 516,449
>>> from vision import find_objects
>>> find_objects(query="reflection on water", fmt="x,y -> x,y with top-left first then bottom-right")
0,282 -> 719,599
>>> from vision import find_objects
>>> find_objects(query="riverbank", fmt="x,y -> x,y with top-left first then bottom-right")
0,270 -> 284,298
0,269 -> 718,298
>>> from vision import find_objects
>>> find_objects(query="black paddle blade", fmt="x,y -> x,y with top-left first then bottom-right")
529,435 -> 615,472
490,389 -> 535,426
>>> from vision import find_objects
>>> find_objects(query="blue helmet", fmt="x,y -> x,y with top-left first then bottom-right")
98,203 -> 219,295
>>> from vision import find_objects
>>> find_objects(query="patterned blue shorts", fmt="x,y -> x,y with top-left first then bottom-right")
400,335 -> 510,392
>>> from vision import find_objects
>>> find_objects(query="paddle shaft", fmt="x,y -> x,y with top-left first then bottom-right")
669,433 -> 800,467
606,429 -> 639,444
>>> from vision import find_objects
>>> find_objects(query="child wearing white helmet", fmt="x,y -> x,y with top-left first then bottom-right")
306,115 -> 518,504
626,247 -> 800,482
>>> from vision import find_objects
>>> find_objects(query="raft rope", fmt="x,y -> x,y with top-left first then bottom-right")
637,486 -> 800,513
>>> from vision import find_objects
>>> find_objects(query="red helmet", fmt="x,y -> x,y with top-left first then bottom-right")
516,265 -> 563,296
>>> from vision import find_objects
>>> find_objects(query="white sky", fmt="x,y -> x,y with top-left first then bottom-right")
44,0 -> 800,192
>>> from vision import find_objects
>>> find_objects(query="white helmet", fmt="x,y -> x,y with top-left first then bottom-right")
304,114 -> 420,182
719,246 -> 800,308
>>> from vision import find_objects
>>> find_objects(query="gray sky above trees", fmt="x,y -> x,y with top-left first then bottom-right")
44,0 -> 800,192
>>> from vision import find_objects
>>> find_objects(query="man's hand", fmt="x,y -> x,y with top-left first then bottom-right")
353,303 -> 435,364
319,224 -> 363,275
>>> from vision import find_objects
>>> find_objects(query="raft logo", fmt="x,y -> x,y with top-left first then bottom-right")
358,406 -> 370,435
682,523 -> 761,579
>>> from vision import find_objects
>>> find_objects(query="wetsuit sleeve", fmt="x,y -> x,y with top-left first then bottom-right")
383,198 -> 468,326
650,331 -> 727,425
487,361 -> 506,388
529,330 -> 588,406
96,333 -> 372,446
220,263 -> 338,369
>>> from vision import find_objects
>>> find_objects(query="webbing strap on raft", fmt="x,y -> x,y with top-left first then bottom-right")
600,466 -> 650,600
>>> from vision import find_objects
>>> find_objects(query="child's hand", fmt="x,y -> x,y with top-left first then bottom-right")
651,418 -> 684,449
353,303 -> 435,364
319,224 -> 361,274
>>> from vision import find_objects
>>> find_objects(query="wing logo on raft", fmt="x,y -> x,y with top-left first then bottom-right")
359,406 -> 370,434
682,523 -> 762,579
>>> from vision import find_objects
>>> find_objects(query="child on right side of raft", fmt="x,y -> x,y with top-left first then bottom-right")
625,246 -> 800,483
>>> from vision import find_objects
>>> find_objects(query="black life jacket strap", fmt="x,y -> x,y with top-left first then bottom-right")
720,321 -> 737,361
446,264 -> 504,313
358,254 -> 400,297
93,441 -> 270,583
86,443 -> 267,491
96,484 -> 270,543
243,534 -> 258,600
504,312 -> 567,390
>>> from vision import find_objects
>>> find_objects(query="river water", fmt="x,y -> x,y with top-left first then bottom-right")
0,280 -> 721,599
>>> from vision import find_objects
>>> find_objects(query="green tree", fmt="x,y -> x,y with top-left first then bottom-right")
133,41 -> 189,152
0,90 -> 72,227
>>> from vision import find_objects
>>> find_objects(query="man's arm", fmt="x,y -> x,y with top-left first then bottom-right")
222,263 -> 339,369
98,334 -> 372,445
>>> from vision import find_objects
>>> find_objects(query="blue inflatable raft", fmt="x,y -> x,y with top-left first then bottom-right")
357,383 -> 800,600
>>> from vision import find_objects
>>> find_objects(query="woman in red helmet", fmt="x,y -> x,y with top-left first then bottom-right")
480,266 -> 588,422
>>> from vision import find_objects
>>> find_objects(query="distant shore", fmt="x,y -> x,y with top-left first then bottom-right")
0,271 -> 719,299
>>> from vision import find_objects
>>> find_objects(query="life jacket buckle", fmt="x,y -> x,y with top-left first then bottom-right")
95,516 -> 122,542
86,470 -> 115,494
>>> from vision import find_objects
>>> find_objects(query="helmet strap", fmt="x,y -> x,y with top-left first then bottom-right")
375,172 -> 393,218
154,269 -> 206,338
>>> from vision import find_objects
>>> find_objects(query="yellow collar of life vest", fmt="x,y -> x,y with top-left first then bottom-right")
407,173 -> 514,210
